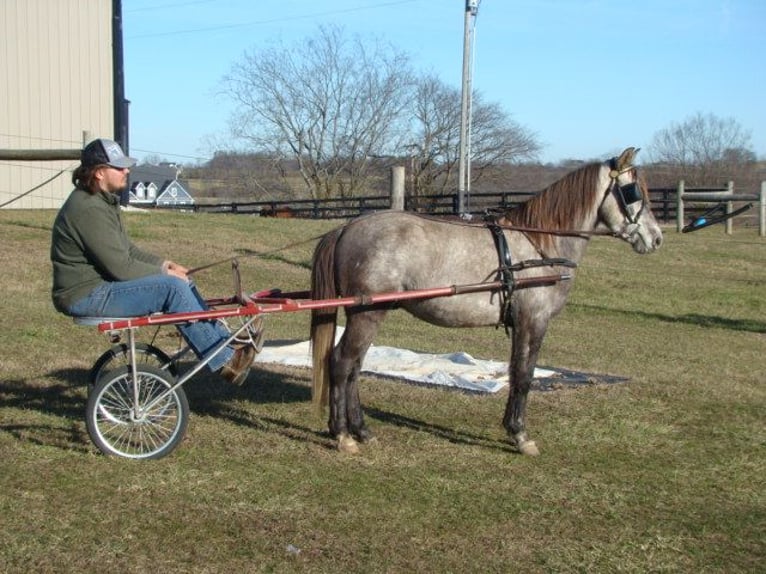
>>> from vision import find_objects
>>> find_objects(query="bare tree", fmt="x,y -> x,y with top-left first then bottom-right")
406,75 -> 541,196
647,112 -> 755,186
221,25 -> 413,199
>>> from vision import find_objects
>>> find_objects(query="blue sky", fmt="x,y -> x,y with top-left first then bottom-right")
123,0 -> 766,165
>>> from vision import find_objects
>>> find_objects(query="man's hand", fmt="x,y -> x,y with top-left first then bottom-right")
163,260 -> 190,281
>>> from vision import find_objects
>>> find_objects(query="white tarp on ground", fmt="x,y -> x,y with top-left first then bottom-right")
254,328 -> 562,394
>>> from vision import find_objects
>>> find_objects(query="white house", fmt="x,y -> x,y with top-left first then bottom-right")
156,180 -> 194,207
128,164 -> 194,208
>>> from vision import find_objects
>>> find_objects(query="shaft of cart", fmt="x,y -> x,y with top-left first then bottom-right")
95,274 -> 571,333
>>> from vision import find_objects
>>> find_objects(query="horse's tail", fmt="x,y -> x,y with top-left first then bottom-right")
310,226 -> 343,411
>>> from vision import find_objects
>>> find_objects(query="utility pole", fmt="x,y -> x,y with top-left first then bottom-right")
112,0 -> 128,152
458,0 -> 480,216
112,0 -> 131,206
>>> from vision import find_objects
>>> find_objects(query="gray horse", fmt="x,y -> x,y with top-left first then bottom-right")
310,147 -> 663,455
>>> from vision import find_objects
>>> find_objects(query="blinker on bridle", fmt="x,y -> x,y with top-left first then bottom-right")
607,160 -> 645,224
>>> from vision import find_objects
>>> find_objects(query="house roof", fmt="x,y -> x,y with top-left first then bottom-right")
155,180 -> 194,204
128,164 -> 179,188
127,164 -> 194,205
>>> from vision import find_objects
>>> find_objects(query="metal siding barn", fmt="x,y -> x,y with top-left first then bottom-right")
0,0 -> 115,209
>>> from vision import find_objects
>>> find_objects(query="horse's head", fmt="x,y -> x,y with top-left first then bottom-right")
598,147 -> 663,254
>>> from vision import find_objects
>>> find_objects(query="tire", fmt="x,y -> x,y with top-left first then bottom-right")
89,343 -> 177,388
85,365 -> 189,460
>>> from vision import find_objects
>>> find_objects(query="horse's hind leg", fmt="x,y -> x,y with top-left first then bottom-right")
503,315 -> 547,456
329,308 -> 386,452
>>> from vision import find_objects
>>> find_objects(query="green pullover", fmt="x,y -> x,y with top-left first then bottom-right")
50,189 -> 163,313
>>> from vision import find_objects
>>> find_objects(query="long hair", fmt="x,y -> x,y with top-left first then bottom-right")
71,164 -> 103,192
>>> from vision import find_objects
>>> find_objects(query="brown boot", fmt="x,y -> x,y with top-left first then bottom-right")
219,345 -> 256,385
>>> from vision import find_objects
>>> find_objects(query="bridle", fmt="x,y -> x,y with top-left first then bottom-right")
606,159 -> 646,226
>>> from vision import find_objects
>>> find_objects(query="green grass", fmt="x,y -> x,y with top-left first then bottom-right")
0,209 -> 764,573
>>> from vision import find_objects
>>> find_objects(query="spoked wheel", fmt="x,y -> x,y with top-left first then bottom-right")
85,365 -> 189,460
89,343 -> 177,388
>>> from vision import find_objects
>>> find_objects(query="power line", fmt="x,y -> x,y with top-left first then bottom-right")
131,147 -> 211,163
126,0 -> 422,39
125,0 -> 219,13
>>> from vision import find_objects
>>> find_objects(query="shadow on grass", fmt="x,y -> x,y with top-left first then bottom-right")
572,303 -> 766,334
4,360 -> 624,455
181,367 -> 337,450
186,364 -> 311,405
0,369 -> 91,453
0,364 -> 322,454
365,405 -> 515,453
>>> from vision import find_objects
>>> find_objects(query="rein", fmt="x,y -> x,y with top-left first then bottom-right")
189,160 -> 637,276
186,233 -> 326,275
187,213 -> 617,277
415,212 -> 619,239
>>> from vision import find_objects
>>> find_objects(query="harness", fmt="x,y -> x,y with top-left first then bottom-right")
485,218 -> 576,334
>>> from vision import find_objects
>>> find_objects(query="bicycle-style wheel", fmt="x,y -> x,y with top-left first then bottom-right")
89,343 -> 177,388
85,365 -> 189,459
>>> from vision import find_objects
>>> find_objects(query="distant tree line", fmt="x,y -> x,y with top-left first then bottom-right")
180,27 -> 762,201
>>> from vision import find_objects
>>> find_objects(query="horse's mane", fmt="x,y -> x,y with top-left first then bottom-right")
502,161 -> 603,251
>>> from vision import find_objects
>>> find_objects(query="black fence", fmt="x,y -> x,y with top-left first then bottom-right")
157,188 -> 727,224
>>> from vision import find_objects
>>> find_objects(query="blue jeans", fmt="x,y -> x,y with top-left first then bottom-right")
68,275 -> 234,371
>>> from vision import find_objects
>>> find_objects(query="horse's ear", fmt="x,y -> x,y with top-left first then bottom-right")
616,147 -> 640,170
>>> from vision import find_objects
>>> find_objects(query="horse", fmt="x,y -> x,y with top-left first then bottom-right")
309,147 -> 663,456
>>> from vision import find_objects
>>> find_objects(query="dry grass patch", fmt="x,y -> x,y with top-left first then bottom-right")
0,210 -> 763,573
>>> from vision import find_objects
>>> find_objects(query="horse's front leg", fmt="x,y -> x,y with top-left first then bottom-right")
503,316 -> 547,456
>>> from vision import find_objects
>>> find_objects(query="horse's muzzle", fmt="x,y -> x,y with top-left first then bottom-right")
629,223 -> 663,253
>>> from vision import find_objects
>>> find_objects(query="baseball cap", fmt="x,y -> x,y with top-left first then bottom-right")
81,138 -> 137,169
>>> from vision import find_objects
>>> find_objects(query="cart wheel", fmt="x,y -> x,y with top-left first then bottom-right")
85,365 -> 189,460
89,343 -> 177,388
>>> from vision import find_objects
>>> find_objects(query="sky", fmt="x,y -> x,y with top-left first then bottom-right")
122,0 -> 766,165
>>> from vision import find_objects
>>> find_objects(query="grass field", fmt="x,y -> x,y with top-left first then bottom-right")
0,209 -> 763,573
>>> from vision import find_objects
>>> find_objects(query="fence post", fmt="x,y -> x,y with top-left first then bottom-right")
676,180 -> 685,232
390,166 -> 405,211
760,181 -> 765,237
725,181 -> 734,235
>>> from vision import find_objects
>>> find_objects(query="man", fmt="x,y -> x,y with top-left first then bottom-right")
51,138 -> 254,384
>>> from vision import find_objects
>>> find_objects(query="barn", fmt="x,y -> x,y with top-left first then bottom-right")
0,0 -> 126,210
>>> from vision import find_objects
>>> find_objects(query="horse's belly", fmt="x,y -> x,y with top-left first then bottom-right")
403,292 -> 501,328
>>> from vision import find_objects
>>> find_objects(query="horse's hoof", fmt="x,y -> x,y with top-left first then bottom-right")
512,432 -> 540,456
337,433 -> 360,454
519,440 -> 540,456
